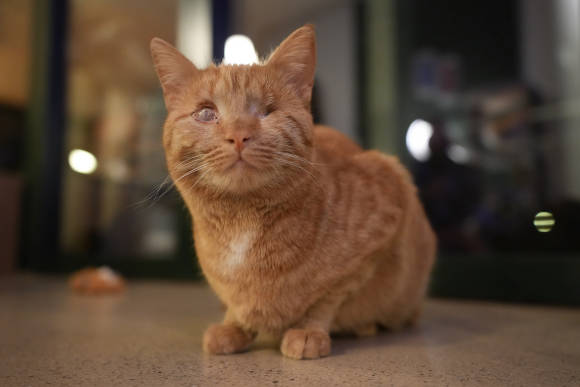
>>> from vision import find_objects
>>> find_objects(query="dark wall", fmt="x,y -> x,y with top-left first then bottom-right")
408,0 -> 519,87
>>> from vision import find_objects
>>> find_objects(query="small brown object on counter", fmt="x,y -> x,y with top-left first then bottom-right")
69,266 -> 126,295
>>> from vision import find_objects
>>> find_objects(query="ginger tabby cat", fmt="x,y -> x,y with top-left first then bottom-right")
150,25 -> 436,360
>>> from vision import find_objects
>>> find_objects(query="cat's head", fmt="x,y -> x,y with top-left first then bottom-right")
151,25 -> 316,196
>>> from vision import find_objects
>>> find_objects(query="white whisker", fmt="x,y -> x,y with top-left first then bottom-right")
273,155 -> 324,193
130,156 -> 211,209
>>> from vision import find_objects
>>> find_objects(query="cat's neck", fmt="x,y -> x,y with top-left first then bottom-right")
183,172 -> 321,227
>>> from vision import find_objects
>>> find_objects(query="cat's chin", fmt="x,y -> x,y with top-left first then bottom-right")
227,159 -> 254,171
211,162 -> 269,194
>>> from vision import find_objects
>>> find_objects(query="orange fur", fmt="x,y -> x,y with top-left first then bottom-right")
151,25 -> 436,359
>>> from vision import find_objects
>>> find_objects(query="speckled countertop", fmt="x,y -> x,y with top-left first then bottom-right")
1,274 -> 578,386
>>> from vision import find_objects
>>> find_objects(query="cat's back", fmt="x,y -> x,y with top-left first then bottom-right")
313,125 -> 415,194
313,125 -> 362,164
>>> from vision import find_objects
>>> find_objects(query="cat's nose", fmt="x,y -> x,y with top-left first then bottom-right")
225,133 -> 251,152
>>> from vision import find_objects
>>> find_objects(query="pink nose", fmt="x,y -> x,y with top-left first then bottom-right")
225,134 -> 251,152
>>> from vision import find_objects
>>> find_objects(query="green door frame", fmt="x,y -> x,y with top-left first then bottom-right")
22,0 -> 200,279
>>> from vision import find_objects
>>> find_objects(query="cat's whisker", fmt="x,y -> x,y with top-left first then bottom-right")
175,162 -> 211,183
198,148 -> 221,161
130,175 -> 174,210
133,148 -> 230,210
241,147 -> 319,189
273,156 -> 325,193
132,161 -> 212,210
272,150 -> 316,169
251,144 -> 325,167
174,156 -> 207,172
277,151 -> 325,166
274,157 -> 313,177
205,153 -> 232,166
188,167 -> 212,192
175,153 -> 205,166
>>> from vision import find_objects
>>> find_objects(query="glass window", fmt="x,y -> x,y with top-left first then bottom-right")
61,0 -> 185,261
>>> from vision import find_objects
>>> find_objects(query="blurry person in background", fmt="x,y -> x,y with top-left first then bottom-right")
414,119 -> 484,252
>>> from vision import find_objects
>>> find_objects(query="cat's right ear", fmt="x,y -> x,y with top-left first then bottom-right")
266,25 -> 316,105
150,38 -> 198,110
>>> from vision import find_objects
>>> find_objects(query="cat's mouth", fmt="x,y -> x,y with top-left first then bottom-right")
226,156 -> 255,172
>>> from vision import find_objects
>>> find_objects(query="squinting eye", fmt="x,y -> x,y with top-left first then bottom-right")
265,104 -> 276,116
257,106 -> 273,120
193,107 -> 218,123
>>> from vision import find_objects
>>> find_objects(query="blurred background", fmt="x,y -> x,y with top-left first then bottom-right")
1,0 -> 579,304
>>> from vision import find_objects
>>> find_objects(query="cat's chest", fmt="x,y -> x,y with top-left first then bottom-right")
220,231 -> 255,275
195,227 -> 259,278
195,225 -> 317,332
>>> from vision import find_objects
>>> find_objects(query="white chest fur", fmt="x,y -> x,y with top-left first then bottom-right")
222,232 -> 255,276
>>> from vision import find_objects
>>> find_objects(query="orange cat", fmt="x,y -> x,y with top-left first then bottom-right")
150,25 -> 436,359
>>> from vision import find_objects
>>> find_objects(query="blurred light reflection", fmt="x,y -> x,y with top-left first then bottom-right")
223,35 -> 258,65
406,119 -> 433,162
68,149 -> 97,175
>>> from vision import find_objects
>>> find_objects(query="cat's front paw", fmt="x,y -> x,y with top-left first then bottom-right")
203,324 -> 254,355
280,328 -> 331,360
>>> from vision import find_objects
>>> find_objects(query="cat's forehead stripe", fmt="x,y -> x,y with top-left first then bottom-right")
208,66 -> 270,108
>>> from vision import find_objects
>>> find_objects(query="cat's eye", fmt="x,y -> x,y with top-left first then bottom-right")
262,104 -> 276,117
193,107 -> 218,123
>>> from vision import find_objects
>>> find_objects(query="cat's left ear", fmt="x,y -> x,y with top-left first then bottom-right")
150,37 -> 198,110
267,24 -> 316,104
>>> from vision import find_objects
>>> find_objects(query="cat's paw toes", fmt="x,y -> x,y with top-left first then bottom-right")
280,328 -> 331,360
203,324 -> 254,355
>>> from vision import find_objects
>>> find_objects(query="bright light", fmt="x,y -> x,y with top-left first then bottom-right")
223,35 -> 258,65
447,144 -> 471,164
406,119 -> 433,161
534,211 -> 555,233
68,149 -> 98,174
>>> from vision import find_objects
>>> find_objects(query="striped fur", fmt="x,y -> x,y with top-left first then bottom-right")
151,25 -> 436,360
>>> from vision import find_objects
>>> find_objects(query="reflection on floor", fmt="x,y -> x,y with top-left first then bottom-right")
1,274 -> 579,386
